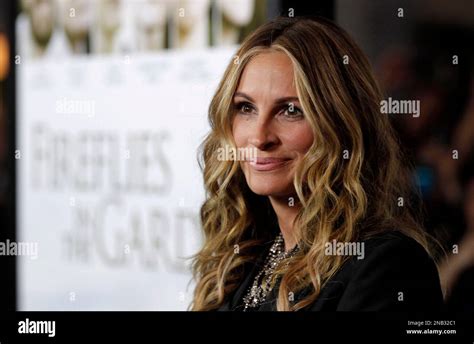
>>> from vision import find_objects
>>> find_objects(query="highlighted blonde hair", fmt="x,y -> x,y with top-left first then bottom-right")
191,16 -> 437,311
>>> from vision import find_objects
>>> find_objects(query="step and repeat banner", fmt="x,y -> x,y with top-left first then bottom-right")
15,0 -> 265,310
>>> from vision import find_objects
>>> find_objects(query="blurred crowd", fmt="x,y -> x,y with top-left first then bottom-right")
376,21 -> 474,310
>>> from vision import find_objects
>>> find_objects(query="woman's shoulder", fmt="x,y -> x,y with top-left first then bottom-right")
326,230 -> 436,276
311,230 -> 444,311
358,230 -> 433,259
361,229 -> 424,245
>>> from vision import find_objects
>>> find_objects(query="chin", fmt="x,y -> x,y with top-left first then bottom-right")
246,176 -> 293,197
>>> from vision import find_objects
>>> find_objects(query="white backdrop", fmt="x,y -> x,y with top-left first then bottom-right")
16,47 -> 235,310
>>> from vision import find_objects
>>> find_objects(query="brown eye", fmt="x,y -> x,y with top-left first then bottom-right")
235,102 -> 255,114
282,103 -> 303,119
242,104 -> 252,113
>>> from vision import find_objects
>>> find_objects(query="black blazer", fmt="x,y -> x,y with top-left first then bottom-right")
217,231 -> 444,311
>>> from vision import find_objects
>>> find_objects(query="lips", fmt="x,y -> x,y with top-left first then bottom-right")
247,157 -> 292,171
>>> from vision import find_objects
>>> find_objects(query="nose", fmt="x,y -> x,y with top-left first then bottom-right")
248,117 -> 279,151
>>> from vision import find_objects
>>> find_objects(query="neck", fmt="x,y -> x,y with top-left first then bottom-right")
269,195 -> 300,252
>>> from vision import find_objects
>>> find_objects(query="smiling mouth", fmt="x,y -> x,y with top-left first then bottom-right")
247,157 -> 292,171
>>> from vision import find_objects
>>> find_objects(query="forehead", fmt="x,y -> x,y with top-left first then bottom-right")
236,51 -> 297,97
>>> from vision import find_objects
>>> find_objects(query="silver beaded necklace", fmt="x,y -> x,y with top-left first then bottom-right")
242,233 -> 299,311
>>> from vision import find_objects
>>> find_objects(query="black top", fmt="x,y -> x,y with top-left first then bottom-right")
445,265 -> 474,312
217,231 -> 444,311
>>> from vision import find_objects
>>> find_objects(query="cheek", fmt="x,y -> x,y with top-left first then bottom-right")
283,123 -> 314,154
232,116 -> 247,147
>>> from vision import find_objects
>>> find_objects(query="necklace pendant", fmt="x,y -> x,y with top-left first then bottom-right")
241,233 -> 299,311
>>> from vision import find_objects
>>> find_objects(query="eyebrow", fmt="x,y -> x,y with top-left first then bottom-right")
234,92 -> 300,104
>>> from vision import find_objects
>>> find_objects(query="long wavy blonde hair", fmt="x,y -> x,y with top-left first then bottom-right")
191,16 -> 437,311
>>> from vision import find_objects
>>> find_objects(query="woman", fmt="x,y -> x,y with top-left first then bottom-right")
191,16 -> 444,311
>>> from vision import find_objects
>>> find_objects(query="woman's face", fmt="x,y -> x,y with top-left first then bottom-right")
232,51 -> 314,198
